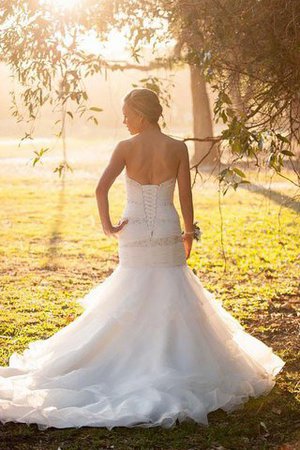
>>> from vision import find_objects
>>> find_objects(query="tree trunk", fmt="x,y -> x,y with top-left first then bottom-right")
228,72 -> 245,116
290,96 -> 300,160
189,64 -> 219,167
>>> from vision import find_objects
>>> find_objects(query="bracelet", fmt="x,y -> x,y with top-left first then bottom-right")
181,221 -> 202,241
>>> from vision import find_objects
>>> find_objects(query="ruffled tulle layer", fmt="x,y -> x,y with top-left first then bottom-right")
0,264 -> 285,430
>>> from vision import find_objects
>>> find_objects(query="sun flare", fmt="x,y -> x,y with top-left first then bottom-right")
79,29 -> 129,60
43,0 -> 80,9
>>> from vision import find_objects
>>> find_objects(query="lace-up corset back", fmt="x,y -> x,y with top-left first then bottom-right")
118,172 -> 186,267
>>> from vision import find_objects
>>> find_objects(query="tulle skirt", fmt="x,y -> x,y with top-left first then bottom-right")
0,264 -> 285,430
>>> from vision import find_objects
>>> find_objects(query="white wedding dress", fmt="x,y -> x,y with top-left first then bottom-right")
0,171 -> 285,430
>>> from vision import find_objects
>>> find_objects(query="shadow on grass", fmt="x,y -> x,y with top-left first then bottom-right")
240,183 -> 300,214
43,175 -> 66,270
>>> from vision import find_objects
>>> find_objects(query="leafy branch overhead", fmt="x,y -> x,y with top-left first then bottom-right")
0,0 -> 299,187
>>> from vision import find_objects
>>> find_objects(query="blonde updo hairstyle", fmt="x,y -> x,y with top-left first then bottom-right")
123,88 -> 163,124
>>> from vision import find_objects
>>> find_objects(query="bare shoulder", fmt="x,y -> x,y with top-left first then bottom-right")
162,134 -> 188,156
112,138 -> 132,157
161,132 -> 186,147
115,138 -> 132,149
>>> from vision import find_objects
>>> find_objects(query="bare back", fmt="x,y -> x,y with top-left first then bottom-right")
95,128 -> 194,245
124,131 -> 183,185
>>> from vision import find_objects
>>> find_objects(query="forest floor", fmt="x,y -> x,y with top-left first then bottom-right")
0,168 -> 299,450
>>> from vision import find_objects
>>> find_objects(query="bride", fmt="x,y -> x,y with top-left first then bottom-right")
0,88 -> 285,430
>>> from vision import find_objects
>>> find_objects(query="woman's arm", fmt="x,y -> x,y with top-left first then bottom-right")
177,143 -> 194,232
177,143 -> 194,259
95,141 -> 128,236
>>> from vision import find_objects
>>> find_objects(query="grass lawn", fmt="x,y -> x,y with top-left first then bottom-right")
0,168 -> 299,450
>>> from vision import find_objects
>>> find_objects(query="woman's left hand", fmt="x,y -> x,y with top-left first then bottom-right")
182,233 -> 193,259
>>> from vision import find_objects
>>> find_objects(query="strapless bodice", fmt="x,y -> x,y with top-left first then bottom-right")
117,172 -> 186,267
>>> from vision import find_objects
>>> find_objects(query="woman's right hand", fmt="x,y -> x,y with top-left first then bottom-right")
182,233 -> 193,259
107,218 -> 129,237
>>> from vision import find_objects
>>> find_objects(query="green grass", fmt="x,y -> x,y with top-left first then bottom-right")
0,169 -> 299,450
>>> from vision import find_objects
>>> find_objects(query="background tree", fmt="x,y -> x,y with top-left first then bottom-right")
112,0 -> 300,187
1,0 -> 299,190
